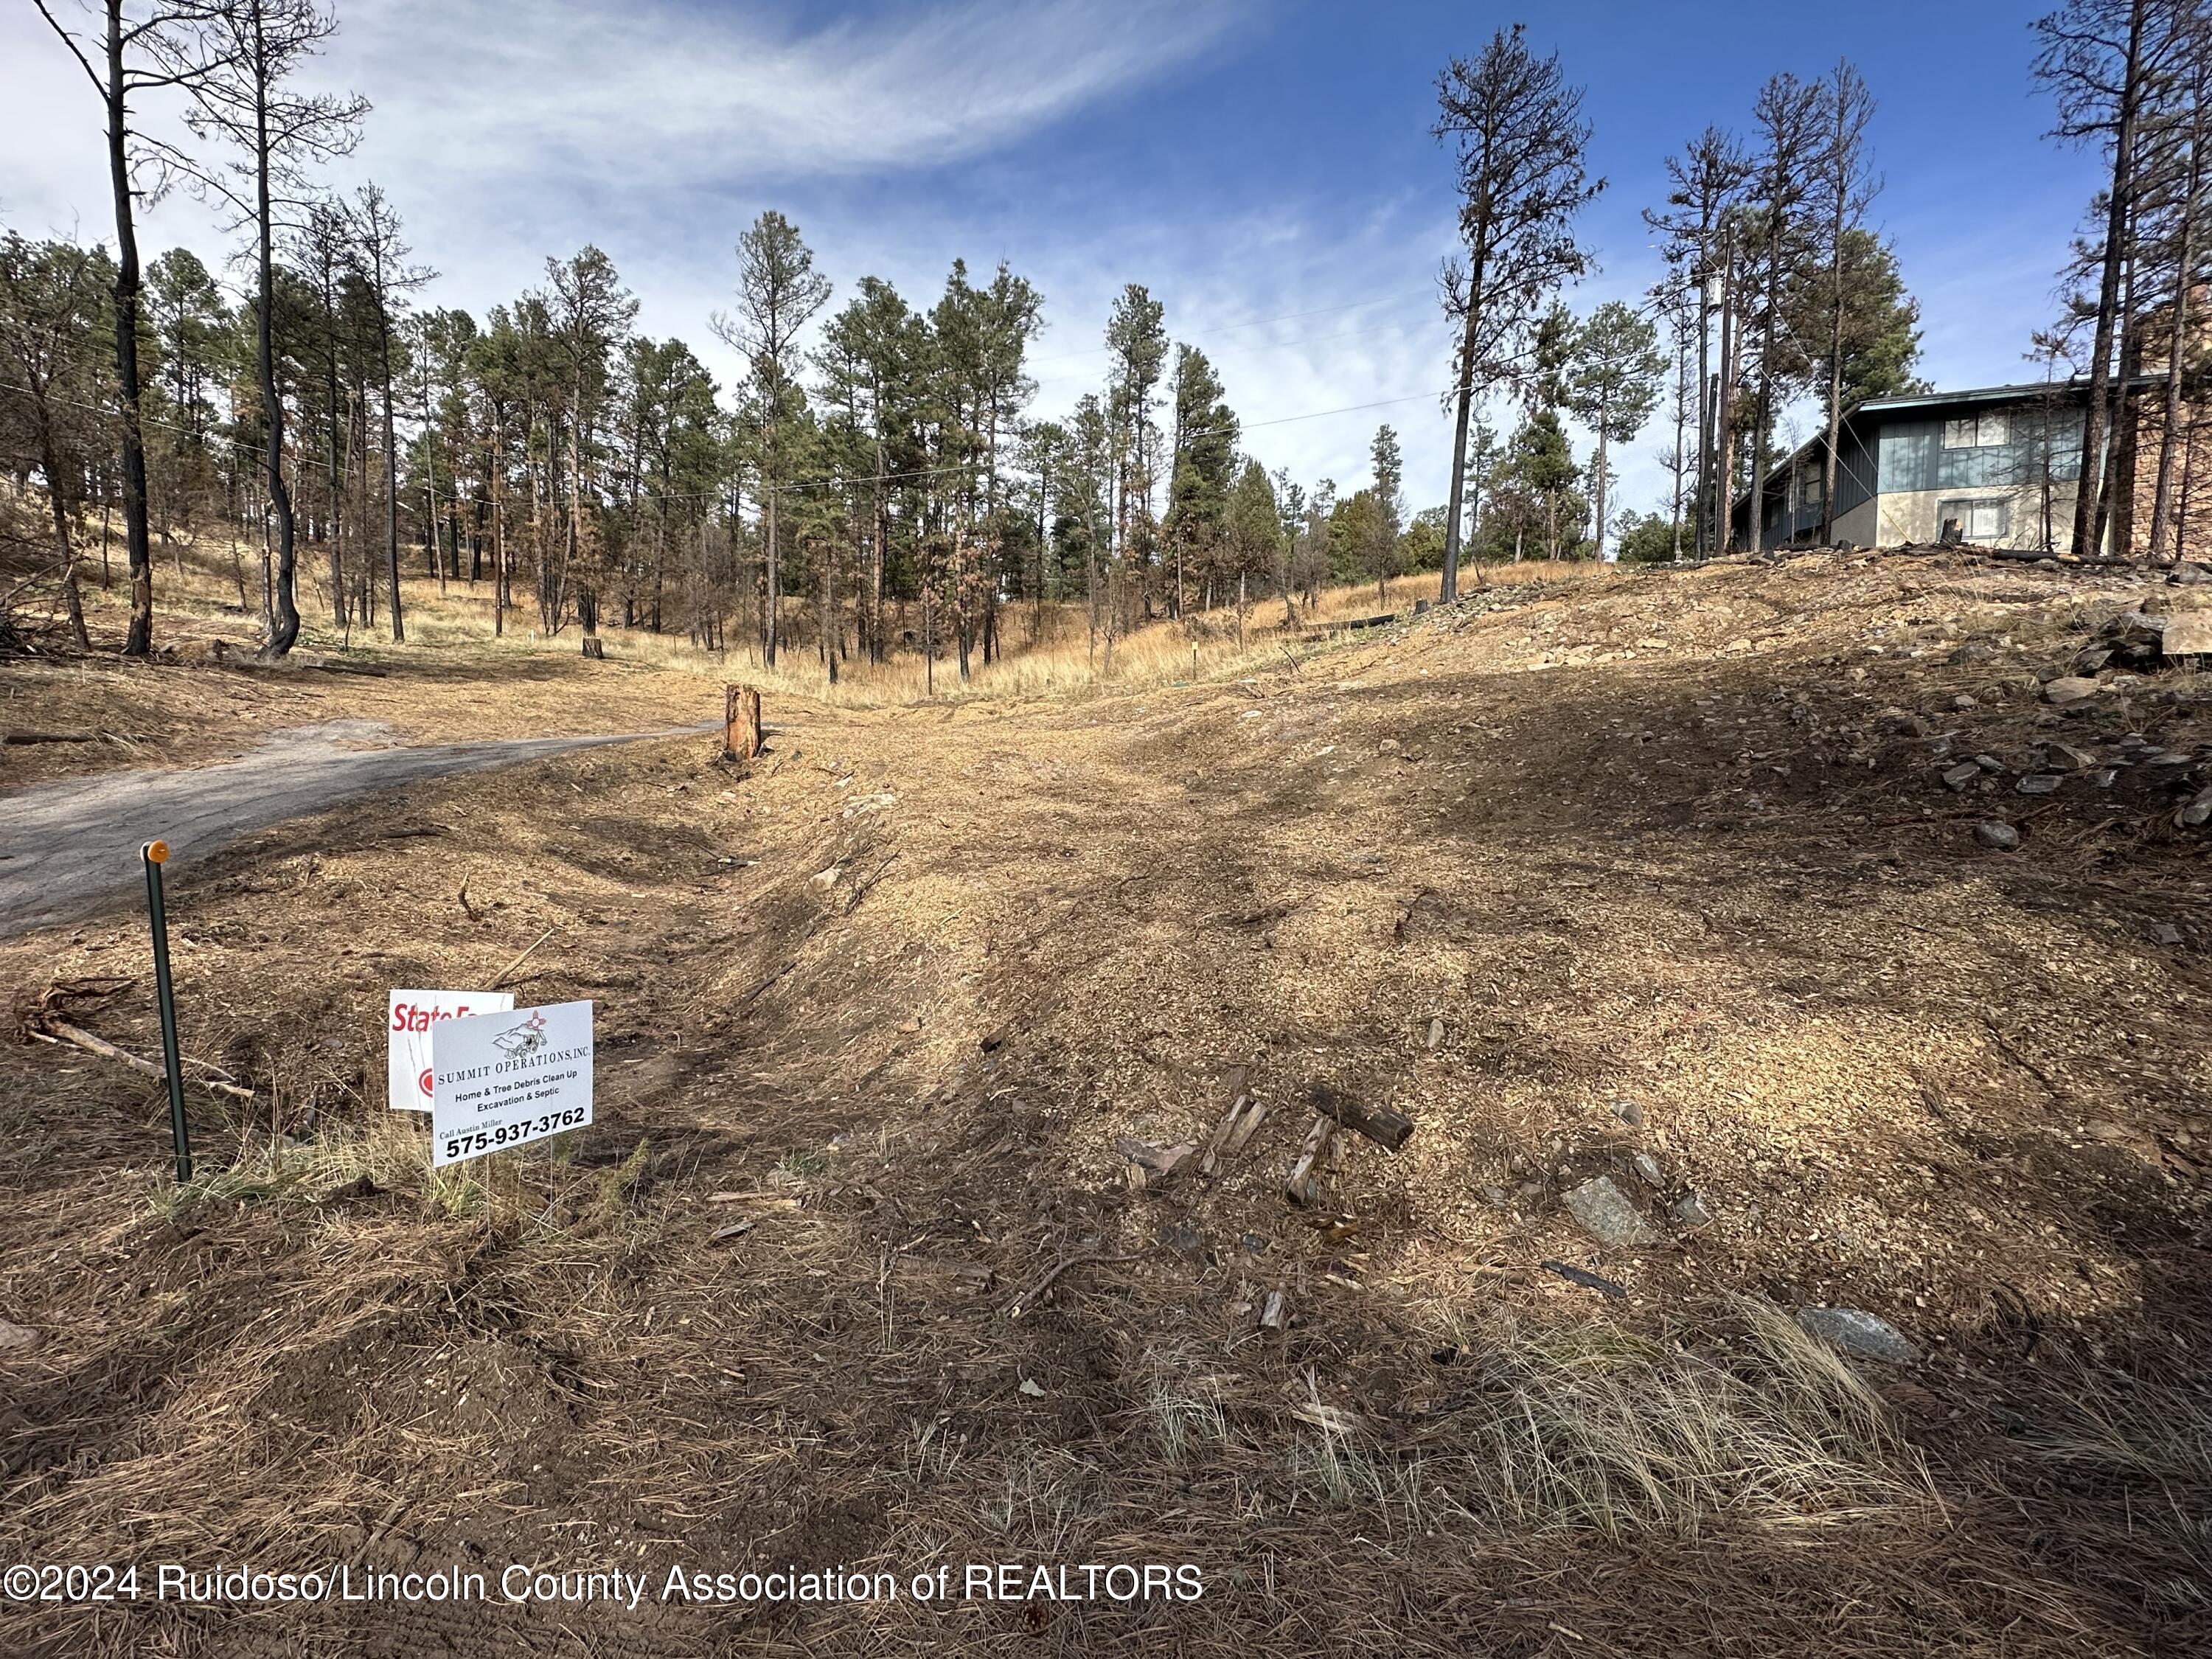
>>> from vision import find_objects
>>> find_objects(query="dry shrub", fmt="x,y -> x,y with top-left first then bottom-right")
1413,1296 -> 1937,1539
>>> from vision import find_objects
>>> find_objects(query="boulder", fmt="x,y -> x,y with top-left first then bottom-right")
1975,821 -> 2021,851
2161,611 -> 2212,657
2042,677 -> 2099,706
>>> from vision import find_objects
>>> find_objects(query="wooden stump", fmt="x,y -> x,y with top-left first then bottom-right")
724,684 -> 763,761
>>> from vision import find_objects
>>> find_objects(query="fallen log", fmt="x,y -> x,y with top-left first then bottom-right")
31,1018 -> 254,1101
3,729 -> 103,745
1304,1081 -> 1414,1152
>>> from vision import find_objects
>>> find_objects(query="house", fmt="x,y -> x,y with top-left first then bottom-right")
1733,380 -> 2096,553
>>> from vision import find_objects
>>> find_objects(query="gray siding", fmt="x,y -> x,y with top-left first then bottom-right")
1876,411 -> 2081,495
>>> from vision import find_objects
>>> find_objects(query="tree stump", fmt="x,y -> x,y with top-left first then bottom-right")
724,684 -> 763,761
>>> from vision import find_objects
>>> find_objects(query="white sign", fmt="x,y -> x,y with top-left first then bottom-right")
430,1000 -> 594,1166
388,990 -> 514,1110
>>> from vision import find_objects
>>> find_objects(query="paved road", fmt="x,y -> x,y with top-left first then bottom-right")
0,720 -> 700,938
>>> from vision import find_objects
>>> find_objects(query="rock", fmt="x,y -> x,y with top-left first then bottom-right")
2045,742 -> 2097,771
2168,562 -> 2212,585
2150,922 -> 2184,946
2177,785 -> 2212,827
2017,773 -> 2063,795
1941,762 -> 1982,792
1018,1377 -> 1046,1398
1974,753 -> 2005,773
1975,821 -> 2021,851
1630,1151 -> 1664,1187
1482,1185 -> 1510,1206
1948,642 -> 1994,664
2073,646 -> 2114,675
1877,707 -> 1932,737
1562,1176 -> 1660,1248
1669,1192 -> 1713,1227
1240,1232 -> 1269,1253
808,866 -> 843,891
2165,612 -> 2212,657
1610,1097 -> 1644,1127
1950,693 -> 1979,712
1796,1307 -> 1921,1364
1158,1222 -> 1206,1256
2091,768 -> 2118,789
1425,1017 -> 1445,1051
2042,677 -> 2098,705
0,1318 -> 38,1354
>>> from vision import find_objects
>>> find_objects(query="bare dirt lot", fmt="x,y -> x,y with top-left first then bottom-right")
2,551 -> 2209,1658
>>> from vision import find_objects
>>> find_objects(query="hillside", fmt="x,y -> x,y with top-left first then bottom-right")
2,547 -> 2210,1657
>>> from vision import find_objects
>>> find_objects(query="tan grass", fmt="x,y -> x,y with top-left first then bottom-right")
1425,1298 -> 1938,1540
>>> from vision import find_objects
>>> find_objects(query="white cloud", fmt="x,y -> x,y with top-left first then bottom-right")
341,0 -> 1248,190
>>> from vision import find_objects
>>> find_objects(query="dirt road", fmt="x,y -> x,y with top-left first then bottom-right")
0,719 -> 702,936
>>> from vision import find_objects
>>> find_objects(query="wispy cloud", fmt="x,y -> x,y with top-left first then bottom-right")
340,0 -> 1250,190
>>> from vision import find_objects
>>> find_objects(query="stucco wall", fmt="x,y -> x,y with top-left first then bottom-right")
1871,482 -> 2082,550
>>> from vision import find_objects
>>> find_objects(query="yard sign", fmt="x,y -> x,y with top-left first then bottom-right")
429,1000 -> 594,1166
388,990 -> 515,1110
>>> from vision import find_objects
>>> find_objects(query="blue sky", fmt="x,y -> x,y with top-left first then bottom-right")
3,0 -> 2095,519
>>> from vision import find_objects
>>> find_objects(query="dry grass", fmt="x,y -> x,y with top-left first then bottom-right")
3,543 -> 2210,1655
1425,1298 -> 1938,1538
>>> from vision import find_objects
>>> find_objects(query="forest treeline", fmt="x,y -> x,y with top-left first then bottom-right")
0,1 -> 2200,669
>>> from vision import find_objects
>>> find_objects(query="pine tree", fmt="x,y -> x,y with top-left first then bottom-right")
714,211 -> 830,665
1560,302 -> 1664,558
1432,25 -> 1600,602
1368,423 -> 1403,603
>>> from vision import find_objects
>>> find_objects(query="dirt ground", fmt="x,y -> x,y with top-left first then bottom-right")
2,549 -> 2209,1658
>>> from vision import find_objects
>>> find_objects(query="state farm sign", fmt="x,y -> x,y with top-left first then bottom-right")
386,990 -> 515,1110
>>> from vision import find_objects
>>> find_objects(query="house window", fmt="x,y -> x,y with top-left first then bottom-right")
1942,411 -> 2009,449
1938,497 -> 2011,542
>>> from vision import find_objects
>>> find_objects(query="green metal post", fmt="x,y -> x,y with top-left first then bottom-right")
142,841 -> 191,1185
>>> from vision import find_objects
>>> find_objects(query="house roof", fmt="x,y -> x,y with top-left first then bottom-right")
1856,379 -> 2088,416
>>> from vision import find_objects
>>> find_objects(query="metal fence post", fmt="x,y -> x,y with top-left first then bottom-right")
142,841 -> 192,1186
